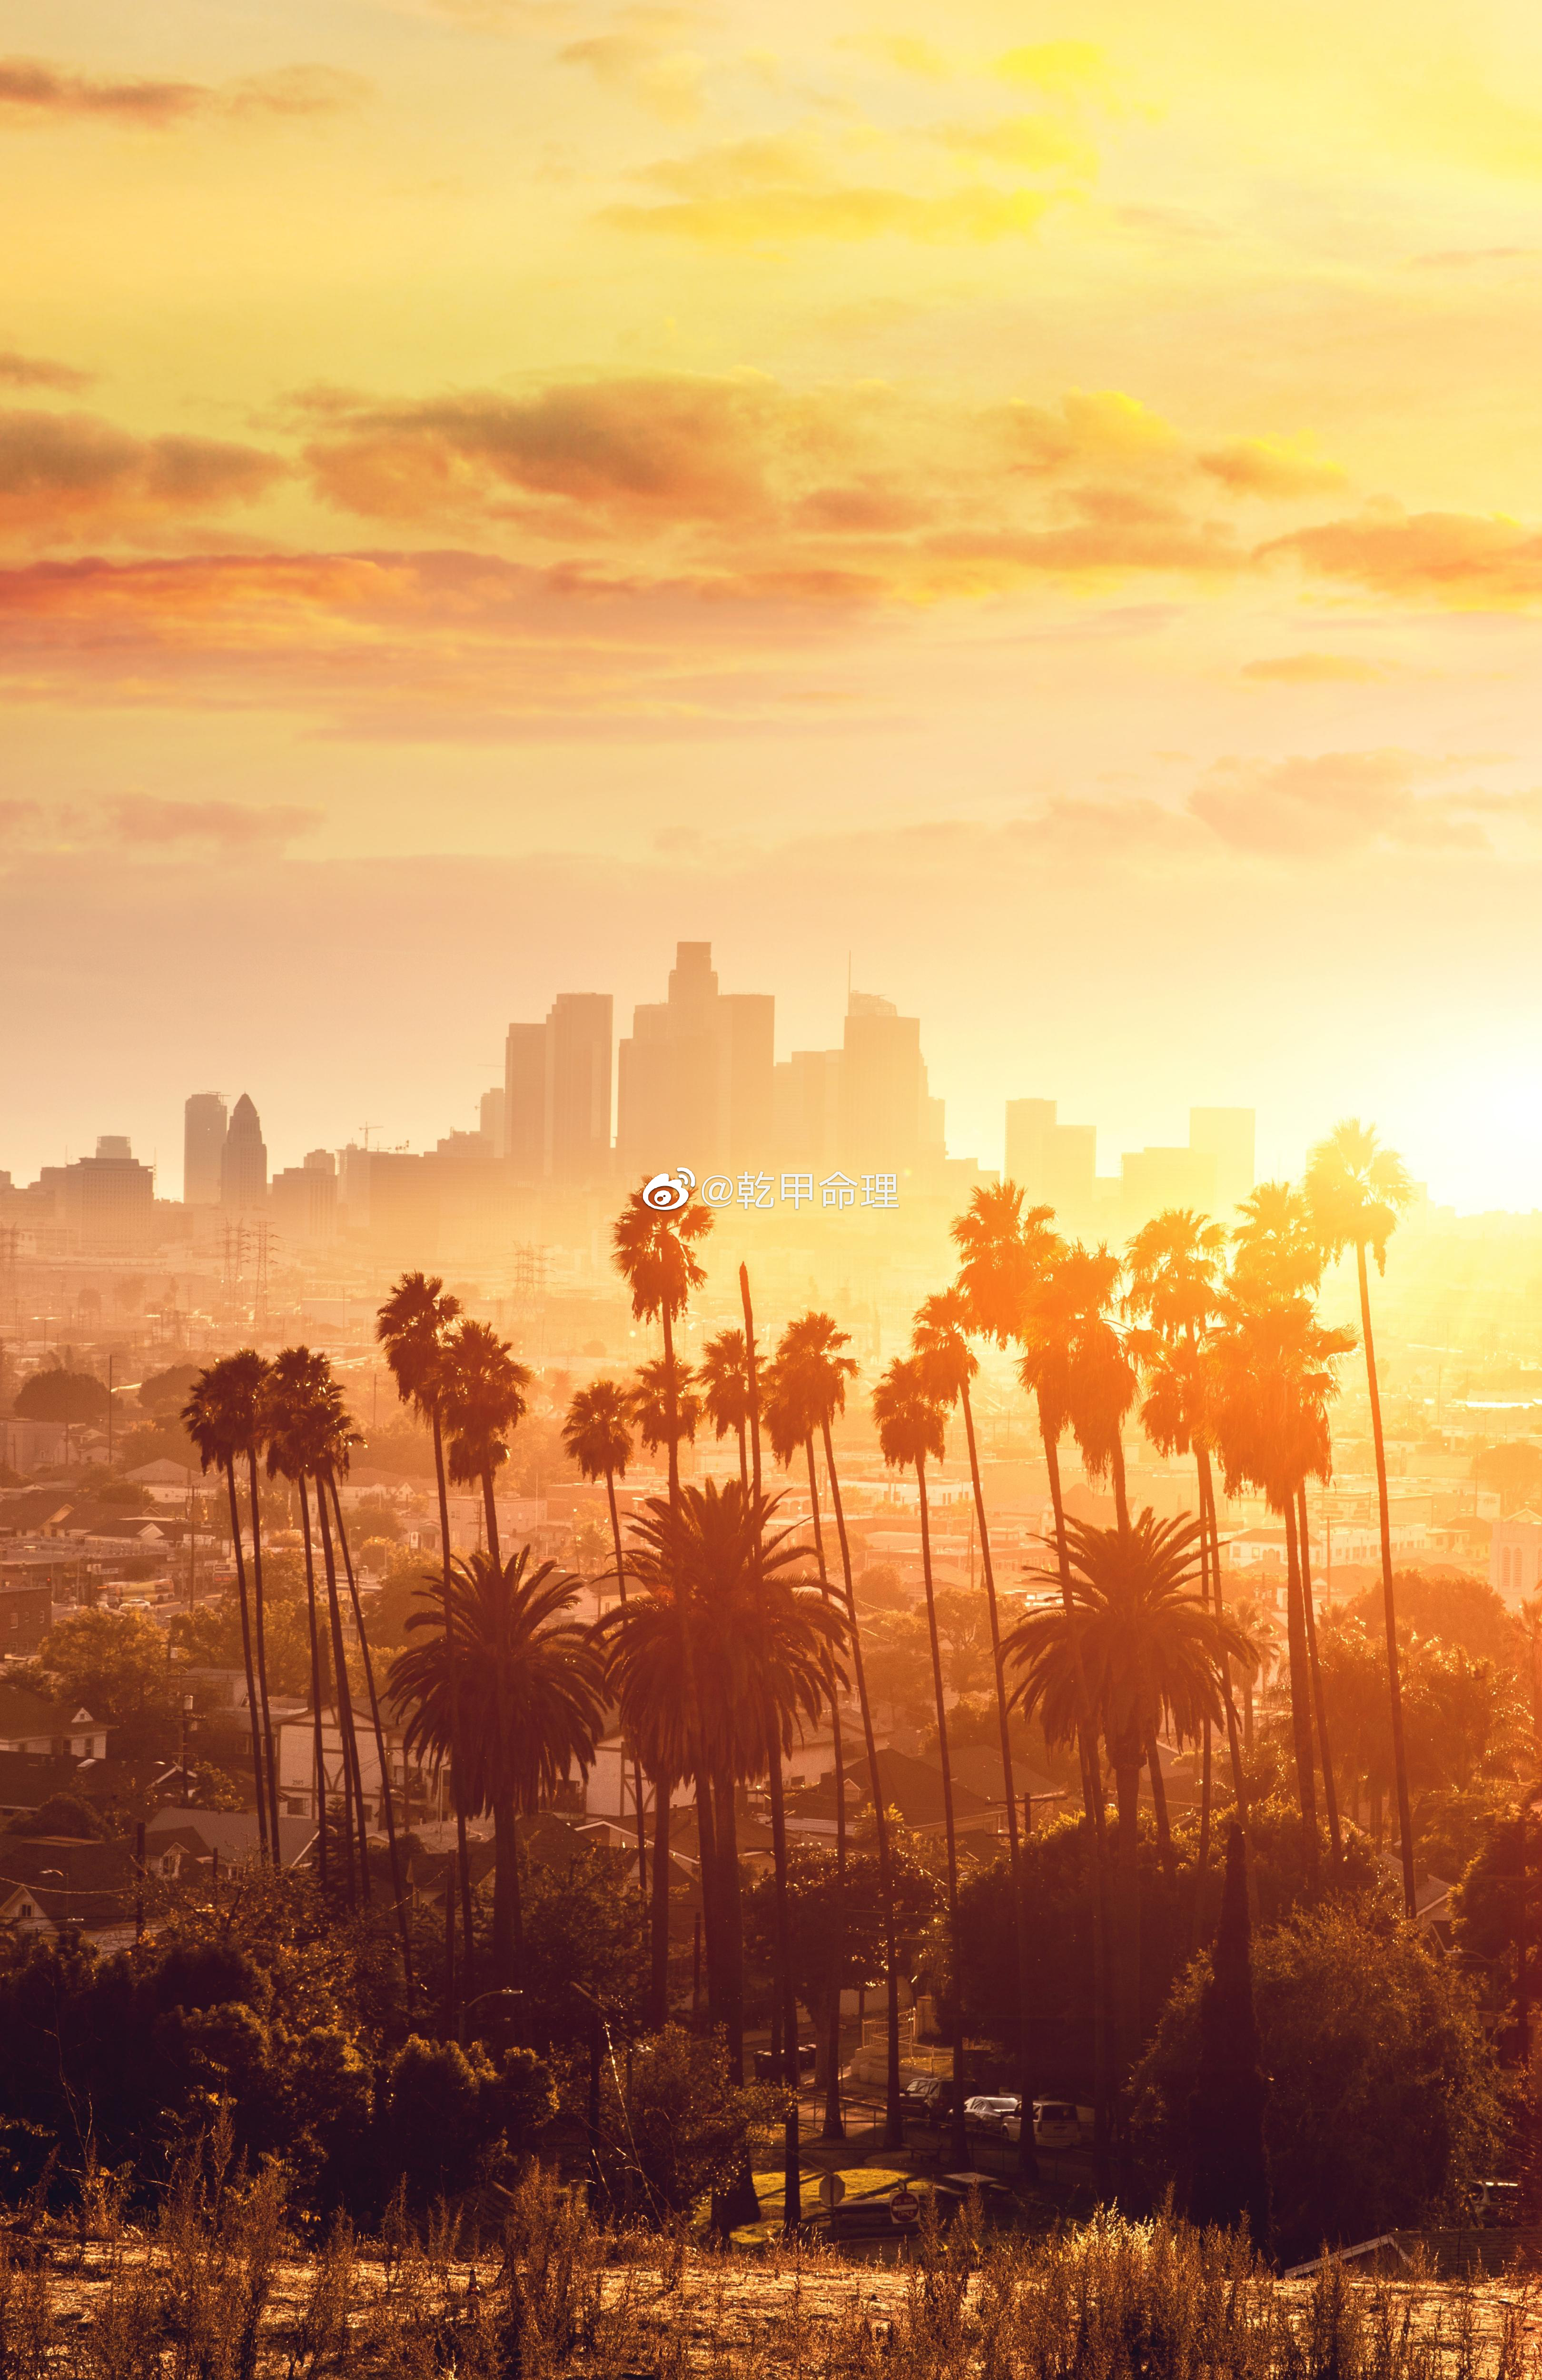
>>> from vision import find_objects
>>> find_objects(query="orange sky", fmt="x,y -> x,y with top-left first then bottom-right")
6,0 -> 1542,1206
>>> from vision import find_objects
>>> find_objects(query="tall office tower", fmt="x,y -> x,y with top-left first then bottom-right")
220,1093 -> 268,1210
1003,1097 -> 1097,1225
1189,1106 -> 1256,1213
504,1022 -> 547,1180
616,942 -> 772,1177
774,1048 -> 844,1171
546,993 -> 614,1180
479,1086 -> 506,1154
271,1153 -> 337,1244
183,1092 -> 227,1205
503,993 -> 615,1183
840,992 -> 932,1172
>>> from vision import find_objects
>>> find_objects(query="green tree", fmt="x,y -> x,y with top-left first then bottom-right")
1135,1900 -> 1508,2261
34,1606 -> 172,1729
1305,1118 -> 1417,1917
389,1547 -> 604,1990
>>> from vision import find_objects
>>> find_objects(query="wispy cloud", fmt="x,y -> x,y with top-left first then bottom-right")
0,794 -> 320,854
0,57 -> 369,129
0,409 -> 287,541
0,348 -> 94,392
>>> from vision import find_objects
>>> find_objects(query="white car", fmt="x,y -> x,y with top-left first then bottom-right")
1029,2100 -> 1081,2151
963,2093 -> 1020,2139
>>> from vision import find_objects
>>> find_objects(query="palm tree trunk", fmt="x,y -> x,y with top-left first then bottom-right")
1356,1242 -> 1417,1920
712,1768 -> 746,2080
803,1435 -> 846,2142
738,1263 -> 802,2234
1113,1742 -> 1143,2086
1282,1496 -> 1320,1883
430,1409 -> 475,2026
661,1303 -> 682,1509
1296,1482 -> 1344,1868
651,1776 -> 671,2025
316,1478 -> 367,1909
1145,1726 -> 1174,1872
1111,1436 -> 1131,1534
821,1414 -> 903,2151
1042,1428 -> 1112,2194
247,1449 -> 281,1860
297,1475 -> 329,1893
1191,1455 -> 1211,1950
329,1474 -> 412,1985
481,1466 -> 501,1570
223,1454 -> 267,1861
917,1453 -> 970,2171
603,1467 -> 648,1912
492,1799 -> 522,1986
959,1380 -> 1037,2179
1196,1449 -> 1251,1826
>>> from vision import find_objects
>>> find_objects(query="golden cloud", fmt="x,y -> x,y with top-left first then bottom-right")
1262,506 -> 1542,606
0,56 -> 369,128
1188,751 -> 1487,857
1241,653 -> 1389,683
0,348 -> 94,392
1201,436 -> 1346,498
0,409 -> 287,542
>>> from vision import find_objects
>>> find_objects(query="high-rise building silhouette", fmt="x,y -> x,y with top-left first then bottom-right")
60,1136 -> 155,1252
839,991 -> 942,1173
220,1093 -> 268,1210
1189,1107 -> 1255,1213
479,1086 -> 505,1153
1120,1144 -> 1217,1231
504,993 -> 614,1183
1004,1098 -> 1097,1225
271,1150 -> 337,1244
617,943 -> 771,1177
183,1092 -> 227,1206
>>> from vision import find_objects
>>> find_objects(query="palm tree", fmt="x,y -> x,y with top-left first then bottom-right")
260,1348 -> 347,1894
1230,1179 -> 1349,1869
562,1381 -> 647,1896
606,1476 -> 843,2206
390,1547 -> 604,1989
628,1357 -> 702,1471
699,1329 -> 752,1489
913,1276 -> 1038,2174
871,1354 -> 969,2168
1062,1245 -> 1140,1533
1304,1119 -> 1417,1918
322,1464 -> 413,1985
182,1352 -> 271,1861
611,1187 -> 712,1510
1125,1210 -> 1245,1903
440,1319 -> 531,1566
376,1271 -> 475,2013
771,1311 -> 905,2152
1007,1511 -> 1250,2089
1210,1289 -> 1354,1877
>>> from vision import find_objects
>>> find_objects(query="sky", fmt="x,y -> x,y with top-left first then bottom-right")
6,0 -> 1542,1204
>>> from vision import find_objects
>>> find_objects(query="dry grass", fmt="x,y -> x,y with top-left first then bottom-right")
0,2159 -> 1536,2380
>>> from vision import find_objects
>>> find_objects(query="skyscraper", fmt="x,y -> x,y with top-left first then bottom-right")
840,991 -> 942,1174
220,1093 -> 268,1210
183,1092 -> 227,1205
1004,1098 -> 1097,1226
503,993 -> 614,1183
1189,1107 -> 1256,1213
616,943 -> 771,1177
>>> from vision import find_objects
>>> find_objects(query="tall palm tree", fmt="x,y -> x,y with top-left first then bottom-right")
562,1381 -> 647,1897
1125,1211 -> 1246,1904
1230,1179 -> 1348,1867
912,1278 -> 1038,2174
1304,1119 -> 1417,1917
440,1319 -> 531,1567
1006,1512 -> 1250,2085
1210,1289 -> 1354,1878
764,1342 -> 849,2140
771,1312 -> 905,2151
324,1466 -> 413,1984
376,1272 -> 475,2011
1061,1245 -> 1140,1533
309,1379 -> 373,1911
699,1329 -> 752,1489
390,1547 -> 604,1989
606,1476 -> 843,2212
183,1352 -> 270,1861
260,1348 -> 346,1894
612,1187 -> 712,1509
871,1353 -> 969,2169
627,1357 -> 702,1471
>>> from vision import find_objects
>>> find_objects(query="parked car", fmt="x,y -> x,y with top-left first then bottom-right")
1023,2099 -> 1081,2150
902,2075 -> 960,2129
753,2042 -> 818,2081
963,2093 -> 1022,2139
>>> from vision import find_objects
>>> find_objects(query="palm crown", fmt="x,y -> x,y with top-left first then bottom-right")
439,1319 -> 531,1492
183,1348 -> 269,1475
950,1182 -> 1057,1346
1304,1118 -> 1413,1274
375,1271 -> 463,1422
910,1288 -> 978,1408
698,1329 -> 752,1443
612,1187 -> 712,1324
628,1357 -> 702,1456
562,1379 -> 633,1482
871,1355 -> 947,1471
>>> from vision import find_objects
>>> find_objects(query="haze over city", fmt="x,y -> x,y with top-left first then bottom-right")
1,0 -> 1540,2318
